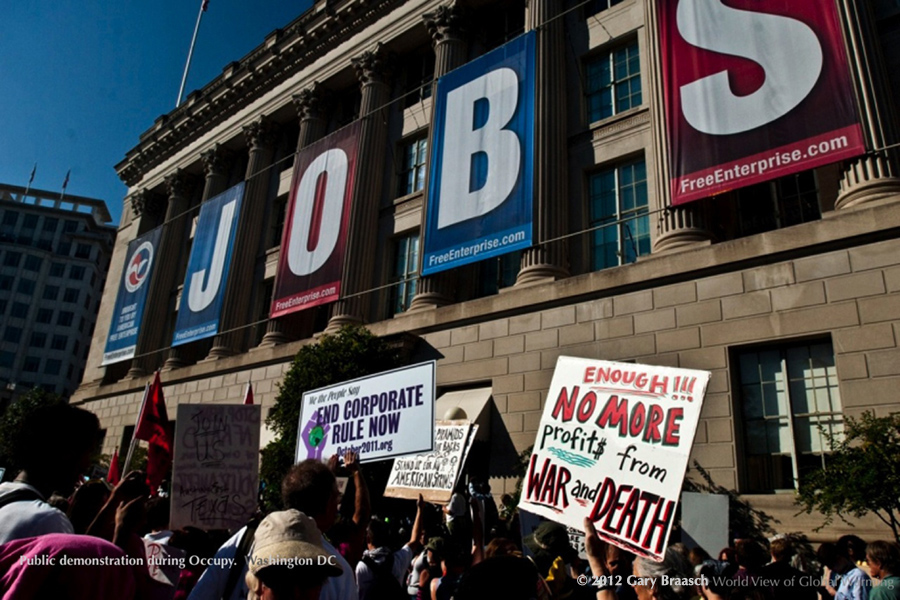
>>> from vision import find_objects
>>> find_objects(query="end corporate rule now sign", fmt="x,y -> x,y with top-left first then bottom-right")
660,0 -> 865,204
518,357 -> 710,561
295,361 -> 436,464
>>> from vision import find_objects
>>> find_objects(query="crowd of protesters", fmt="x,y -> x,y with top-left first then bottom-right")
2,403 -> 900,600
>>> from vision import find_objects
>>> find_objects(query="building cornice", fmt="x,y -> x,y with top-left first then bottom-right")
115,0 -> 409,187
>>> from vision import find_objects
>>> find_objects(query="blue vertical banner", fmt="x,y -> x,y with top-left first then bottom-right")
102,226 -> 163,365
171,182 -> 244,346
422,31 -> 535,276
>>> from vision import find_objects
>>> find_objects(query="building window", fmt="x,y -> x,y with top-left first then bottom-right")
45,359 -> 62,376
735,171 -> 821,238
585,0 -> 626,17
589,158 -> 650,270
0,299 -> 6,314
398,137 -> 428,197
738,340 -> 843,492
23,214 -> 38,229
36,308 -> 53,324
3,327 -> 22,343
0,351 -> 14,368
390,234 -> 419,315
11,302 -> 29,319
585,41 -> 642,123
24,255 -> 42,272
49,262 -> 65,277
63,288 -> 80,303
69,265 -> 86,280
75,243 -> 92,259
43,285 -> 59,301
51,334 -> 68,351
0,276 -> 11,291
478,252 -> 521,296
57,311 -> 74,327
23,356 -> 40,373
58,241 -> 72,257
3,251 -> 21,267
42,217 -> 59,232
30,331 -> 47,348
17,279 -> 36,295
1,212 -> 17,227
63,220 -> 78,233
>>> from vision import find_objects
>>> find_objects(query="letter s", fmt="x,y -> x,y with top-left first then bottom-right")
437,67 -> 521,228
287,149 -> 348,276
188,199 -> 236,312
676,0 -> 823,135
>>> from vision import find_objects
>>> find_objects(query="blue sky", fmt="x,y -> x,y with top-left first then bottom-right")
0,0 -> 313,226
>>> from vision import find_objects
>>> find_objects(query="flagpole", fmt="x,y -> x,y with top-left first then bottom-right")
59,169 -> 70,203
23,164 -> 36,198
176,0 -> 206,108
123,382 -> 150,474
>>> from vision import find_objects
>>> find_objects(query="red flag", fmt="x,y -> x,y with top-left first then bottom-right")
135,371 -> 172,494
243,382 -> 254,405
107,449 -> 121,486
201,0 -> 209,11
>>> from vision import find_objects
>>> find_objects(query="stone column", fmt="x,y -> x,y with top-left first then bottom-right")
835,0 -> 900,210
161,146 -> 231,370
127,170 -> 197,378
207,118 -> 278,358
325,45 -> 393,333
409,3 -> 467,312
643,0 -> 714,253
258,84 -> 329,348
516,0 -> 570,286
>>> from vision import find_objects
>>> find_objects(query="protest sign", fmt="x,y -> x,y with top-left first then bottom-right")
143,539 -> 186,600
681,492 -> 729,557
296,361 -> 436,464
171,404 -> 261,530
518,357 -> 710,561
384,422 -> 477,503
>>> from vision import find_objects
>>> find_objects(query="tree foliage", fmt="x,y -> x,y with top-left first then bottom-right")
0,388 -> 64,481
259,325 -> 402,511
795,411 -> 900,542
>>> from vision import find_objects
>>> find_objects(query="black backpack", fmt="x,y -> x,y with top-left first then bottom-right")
362,553 -> 407,600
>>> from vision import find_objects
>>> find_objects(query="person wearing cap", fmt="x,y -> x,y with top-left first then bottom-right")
189,458 -> 358,600
246,509 -> 343,600
525,519 -> 581,598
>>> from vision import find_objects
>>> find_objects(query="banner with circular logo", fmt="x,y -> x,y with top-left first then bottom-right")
102,227 -> 163,365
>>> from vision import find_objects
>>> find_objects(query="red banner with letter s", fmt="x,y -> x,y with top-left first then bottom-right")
659,0 -> 866,205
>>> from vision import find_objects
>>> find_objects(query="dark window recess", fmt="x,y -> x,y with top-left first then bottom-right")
735,171 -> 821,238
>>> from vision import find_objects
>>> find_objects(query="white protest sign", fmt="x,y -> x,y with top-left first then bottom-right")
171,404 -> 261,530
518,357 -> 709,561
296,361 -> 436,463
384,422 -> 476,502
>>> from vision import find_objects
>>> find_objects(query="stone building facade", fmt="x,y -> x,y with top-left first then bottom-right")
74,0 -> 900,540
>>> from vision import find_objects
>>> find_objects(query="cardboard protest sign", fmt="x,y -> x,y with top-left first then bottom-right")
171,404 -> 261,530
296,361 -> 436,464
518,357 -> 710,561
384,422 -> 477,502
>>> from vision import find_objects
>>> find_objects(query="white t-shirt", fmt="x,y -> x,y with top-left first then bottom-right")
187,525 -> 358,600
356,544 -> 414,600
0,481 -> 74,545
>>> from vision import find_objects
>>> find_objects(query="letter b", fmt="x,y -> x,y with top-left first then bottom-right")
437,67 -> 521,228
